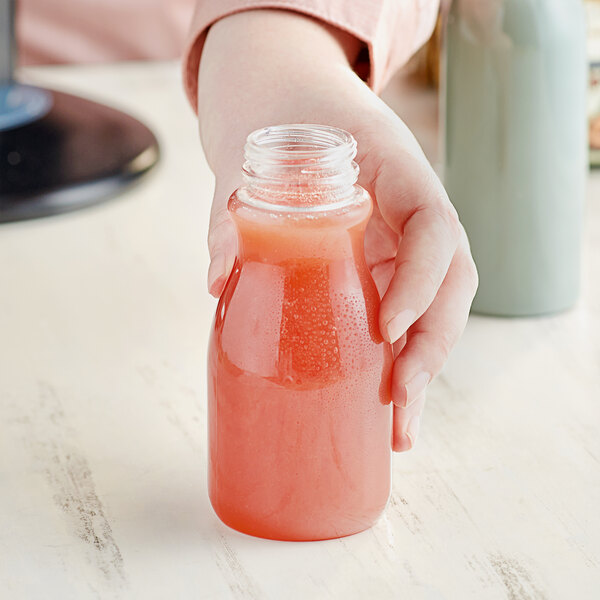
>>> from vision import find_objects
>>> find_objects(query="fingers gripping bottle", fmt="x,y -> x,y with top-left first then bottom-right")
208,125 -> 393,541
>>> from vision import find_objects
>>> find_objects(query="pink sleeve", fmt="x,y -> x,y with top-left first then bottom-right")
182,0 -> 440,111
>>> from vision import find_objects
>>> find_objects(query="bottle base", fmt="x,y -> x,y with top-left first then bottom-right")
210,497 -> 385,542
214,512 -> 379,542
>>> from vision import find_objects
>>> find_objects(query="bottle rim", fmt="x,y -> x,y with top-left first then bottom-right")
240,124 -> 361,214
245,124 -> 357,163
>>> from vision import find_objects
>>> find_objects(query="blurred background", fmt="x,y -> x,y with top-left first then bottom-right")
1,1 -> 599,599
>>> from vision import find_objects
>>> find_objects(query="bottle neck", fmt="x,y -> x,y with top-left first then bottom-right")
242,124 -> 359,209
230,125 -> 371,263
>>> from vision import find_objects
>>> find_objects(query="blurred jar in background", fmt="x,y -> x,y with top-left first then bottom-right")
442,0 -> 587,317
410,0 -> 451,88
587,0 -> 600,165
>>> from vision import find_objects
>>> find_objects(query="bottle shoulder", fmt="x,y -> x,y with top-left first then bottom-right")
211,255 -> 388,387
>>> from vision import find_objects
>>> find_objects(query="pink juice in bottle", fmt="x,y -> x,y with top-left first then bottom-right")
208,125 -> 393,541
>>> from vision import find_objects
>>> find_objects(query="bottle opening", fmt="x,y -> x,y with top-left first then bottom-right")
242,124 -> 360,212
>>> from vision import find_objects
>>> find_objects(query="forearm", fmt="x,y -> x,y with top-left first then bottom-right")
197,10 -> 365,179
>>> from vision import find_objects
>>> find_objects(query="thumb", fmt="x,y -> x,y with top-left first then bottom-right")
207,191 -> 238,297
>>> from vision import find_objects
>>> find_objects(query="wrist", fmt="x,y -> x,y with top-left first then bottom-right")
197,9 -> 364,177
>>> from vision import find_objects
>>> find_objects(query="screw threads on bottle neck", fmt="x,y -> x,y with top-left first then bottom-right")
242,124 -> 359,213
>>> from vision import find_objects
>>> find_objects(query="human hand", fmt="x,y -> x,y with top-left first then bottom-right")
356,119 -> 478,451
198,9 -> 478,452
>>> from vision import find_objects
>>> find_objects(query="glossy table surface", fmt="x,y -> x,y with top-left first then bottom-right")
0,62 -> 598,599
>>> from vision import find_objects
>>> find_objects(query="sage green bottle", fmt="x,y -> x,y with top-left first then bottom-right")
443,0 -> 587,316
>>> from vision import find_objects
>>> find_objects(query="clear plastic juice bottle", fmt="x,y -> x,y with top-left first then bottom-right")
207,124 -> 393,541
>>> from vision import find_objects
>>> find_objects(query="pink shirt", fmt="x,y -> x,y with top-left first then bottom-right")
18,0 -> 439,108
182,0 -> 440,109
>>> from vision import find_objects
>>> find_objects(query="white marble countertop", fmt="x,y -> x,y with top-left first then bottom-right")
1,62 -> 599,599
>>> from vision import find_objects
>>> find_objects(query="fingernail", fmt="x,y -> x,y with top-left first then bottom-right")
392,416 -> 411,452
385,309 -> 416,344
403,371 -> 430,408
208,252 -> 226,296
392,431 -> 411,453
405,415 -> 421,449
